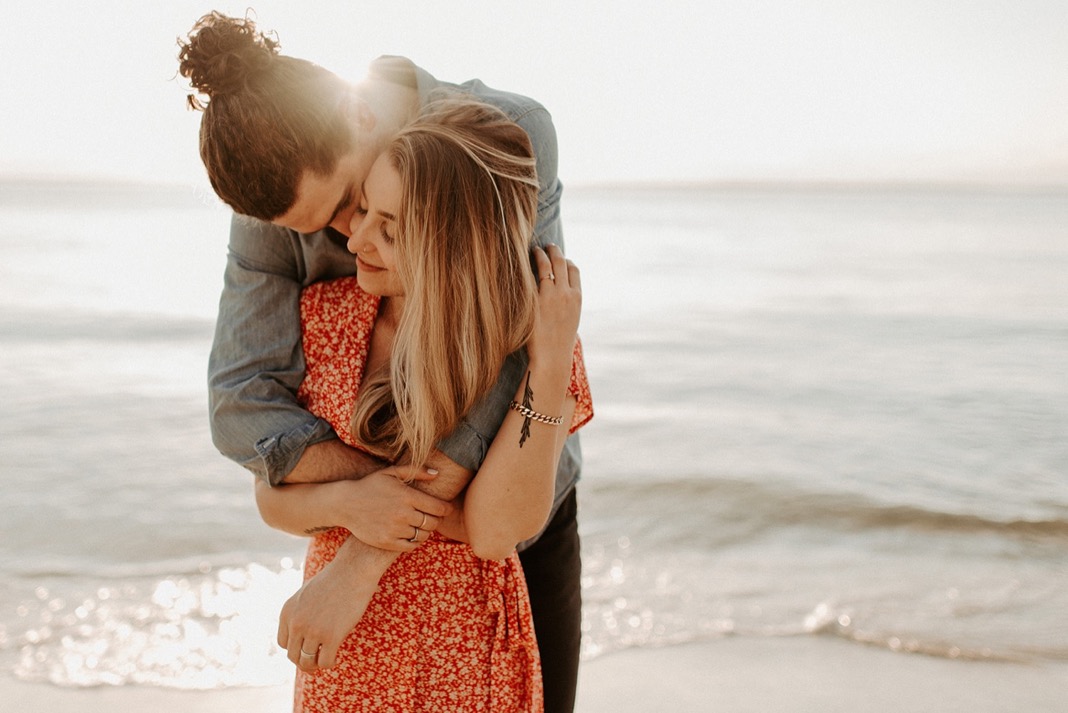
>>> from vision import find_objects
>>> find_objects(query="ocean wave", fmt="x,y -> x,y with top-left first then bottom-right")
579,596 -> 1068,666
581,476 -> 1068,544
815,626 -> 1068,664
796,601 -> 1068,664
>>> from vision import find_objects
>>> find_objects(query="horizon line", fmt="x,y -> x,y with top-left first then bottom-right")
3,171 -> 1067,196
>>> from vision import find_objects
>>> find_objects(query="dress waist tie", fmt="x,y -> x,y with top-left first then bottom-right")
482,553 -> 543,711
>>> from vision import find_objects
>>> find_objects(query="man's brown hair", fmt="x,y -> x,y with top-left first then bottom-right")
178,12 -> 352,220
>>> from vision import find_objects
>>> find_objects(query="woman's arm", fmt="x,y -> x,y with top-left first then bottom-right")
463,245 -> 583,560
464,392 -> 577,560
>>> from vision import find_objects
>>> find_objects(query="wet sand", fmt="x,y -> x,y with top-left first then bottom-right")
6,636 -> 1066,712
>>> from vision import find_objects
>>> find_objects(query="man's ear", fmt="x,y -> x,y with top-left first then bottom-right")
340,91 -> 377,132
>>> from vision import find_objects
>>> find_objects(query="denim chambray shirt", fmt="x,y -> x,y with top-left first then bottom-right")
206,58 -> 581,540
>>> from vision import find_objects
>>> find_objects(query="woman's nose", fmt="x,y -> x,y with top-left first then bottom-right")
347,214 -> 366,254
346,231 -> 364,255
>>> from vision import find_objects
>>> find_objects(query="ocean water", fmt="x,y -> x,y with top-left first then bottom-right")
1,179 -> 1066,690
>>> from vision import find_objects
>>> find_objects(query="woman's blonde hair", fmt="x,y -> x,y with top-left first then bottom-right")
352,97 -> 541,467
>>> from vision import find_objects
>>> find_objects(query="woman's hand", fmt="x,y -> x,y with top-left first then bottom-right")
278,538 -> 393,672
255,468 -> 452,552
528,244 -> 581,367
330,467 -> 452,551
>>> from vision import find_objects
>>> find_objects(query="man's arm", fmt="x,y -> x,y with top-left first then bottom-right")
284,439 -> 387,483
208,215 -> 388,484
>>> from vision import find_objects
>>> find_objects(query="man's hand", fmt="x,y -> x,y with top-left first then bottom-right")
277,538 -> 396,671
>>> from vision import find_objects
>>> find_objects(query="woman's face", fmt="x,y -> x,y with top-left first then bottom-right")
347,153 -> 404,297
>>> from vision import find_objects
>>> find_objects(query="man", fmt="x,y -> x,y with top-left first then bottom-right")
180,12 -> 583,712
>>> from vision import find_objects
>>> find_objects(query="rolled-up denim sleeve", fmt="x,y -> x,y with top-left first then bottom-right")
436,100 -> 565,470
208,215 -> 337,484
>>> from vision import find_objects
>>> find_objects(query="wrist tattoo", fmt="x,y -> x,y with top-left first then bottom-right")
518,370 -> 534,447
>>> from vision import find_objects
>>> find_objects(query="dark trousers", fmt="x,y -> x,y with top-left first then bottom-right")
518,488 -> 581,713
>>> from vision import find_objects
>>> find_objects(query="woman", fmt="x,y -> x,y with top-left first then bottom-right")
256,99 -> 592,712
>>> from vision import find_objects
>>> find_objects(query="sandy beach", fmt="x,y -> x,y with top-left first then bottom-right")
6,637 -> 1066,712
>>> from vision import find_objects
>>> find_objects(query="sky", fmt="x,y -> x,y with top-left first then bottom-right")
1,1 -> 1066,188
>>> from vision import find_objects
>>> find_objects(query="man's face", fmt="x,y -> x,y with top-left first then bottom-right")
272,146 -> 379,237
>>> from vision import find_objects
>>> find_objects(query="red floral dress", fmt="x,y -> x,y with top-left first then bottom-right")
293,277 -> 593,713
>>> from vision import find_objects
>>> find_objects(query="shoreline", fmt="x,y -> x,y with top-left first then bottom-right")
5,637 -> 1066,713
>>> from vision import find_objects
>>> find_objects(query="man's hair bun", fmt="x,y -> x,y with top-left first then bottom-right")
178,11 -> 279,107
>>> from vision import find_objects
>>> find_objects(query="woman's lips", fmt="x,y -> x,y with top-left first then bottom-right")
356,256 -> 383,272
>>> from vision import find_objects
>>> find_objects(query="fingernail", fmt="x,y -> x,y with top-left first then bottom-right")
427,468 -> 439,475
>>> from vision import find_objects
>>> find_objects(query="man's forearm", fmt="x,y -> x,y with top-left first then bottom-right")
411,450 -> 474,501
281,439 -> 474,499
283,439 -> 389,484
